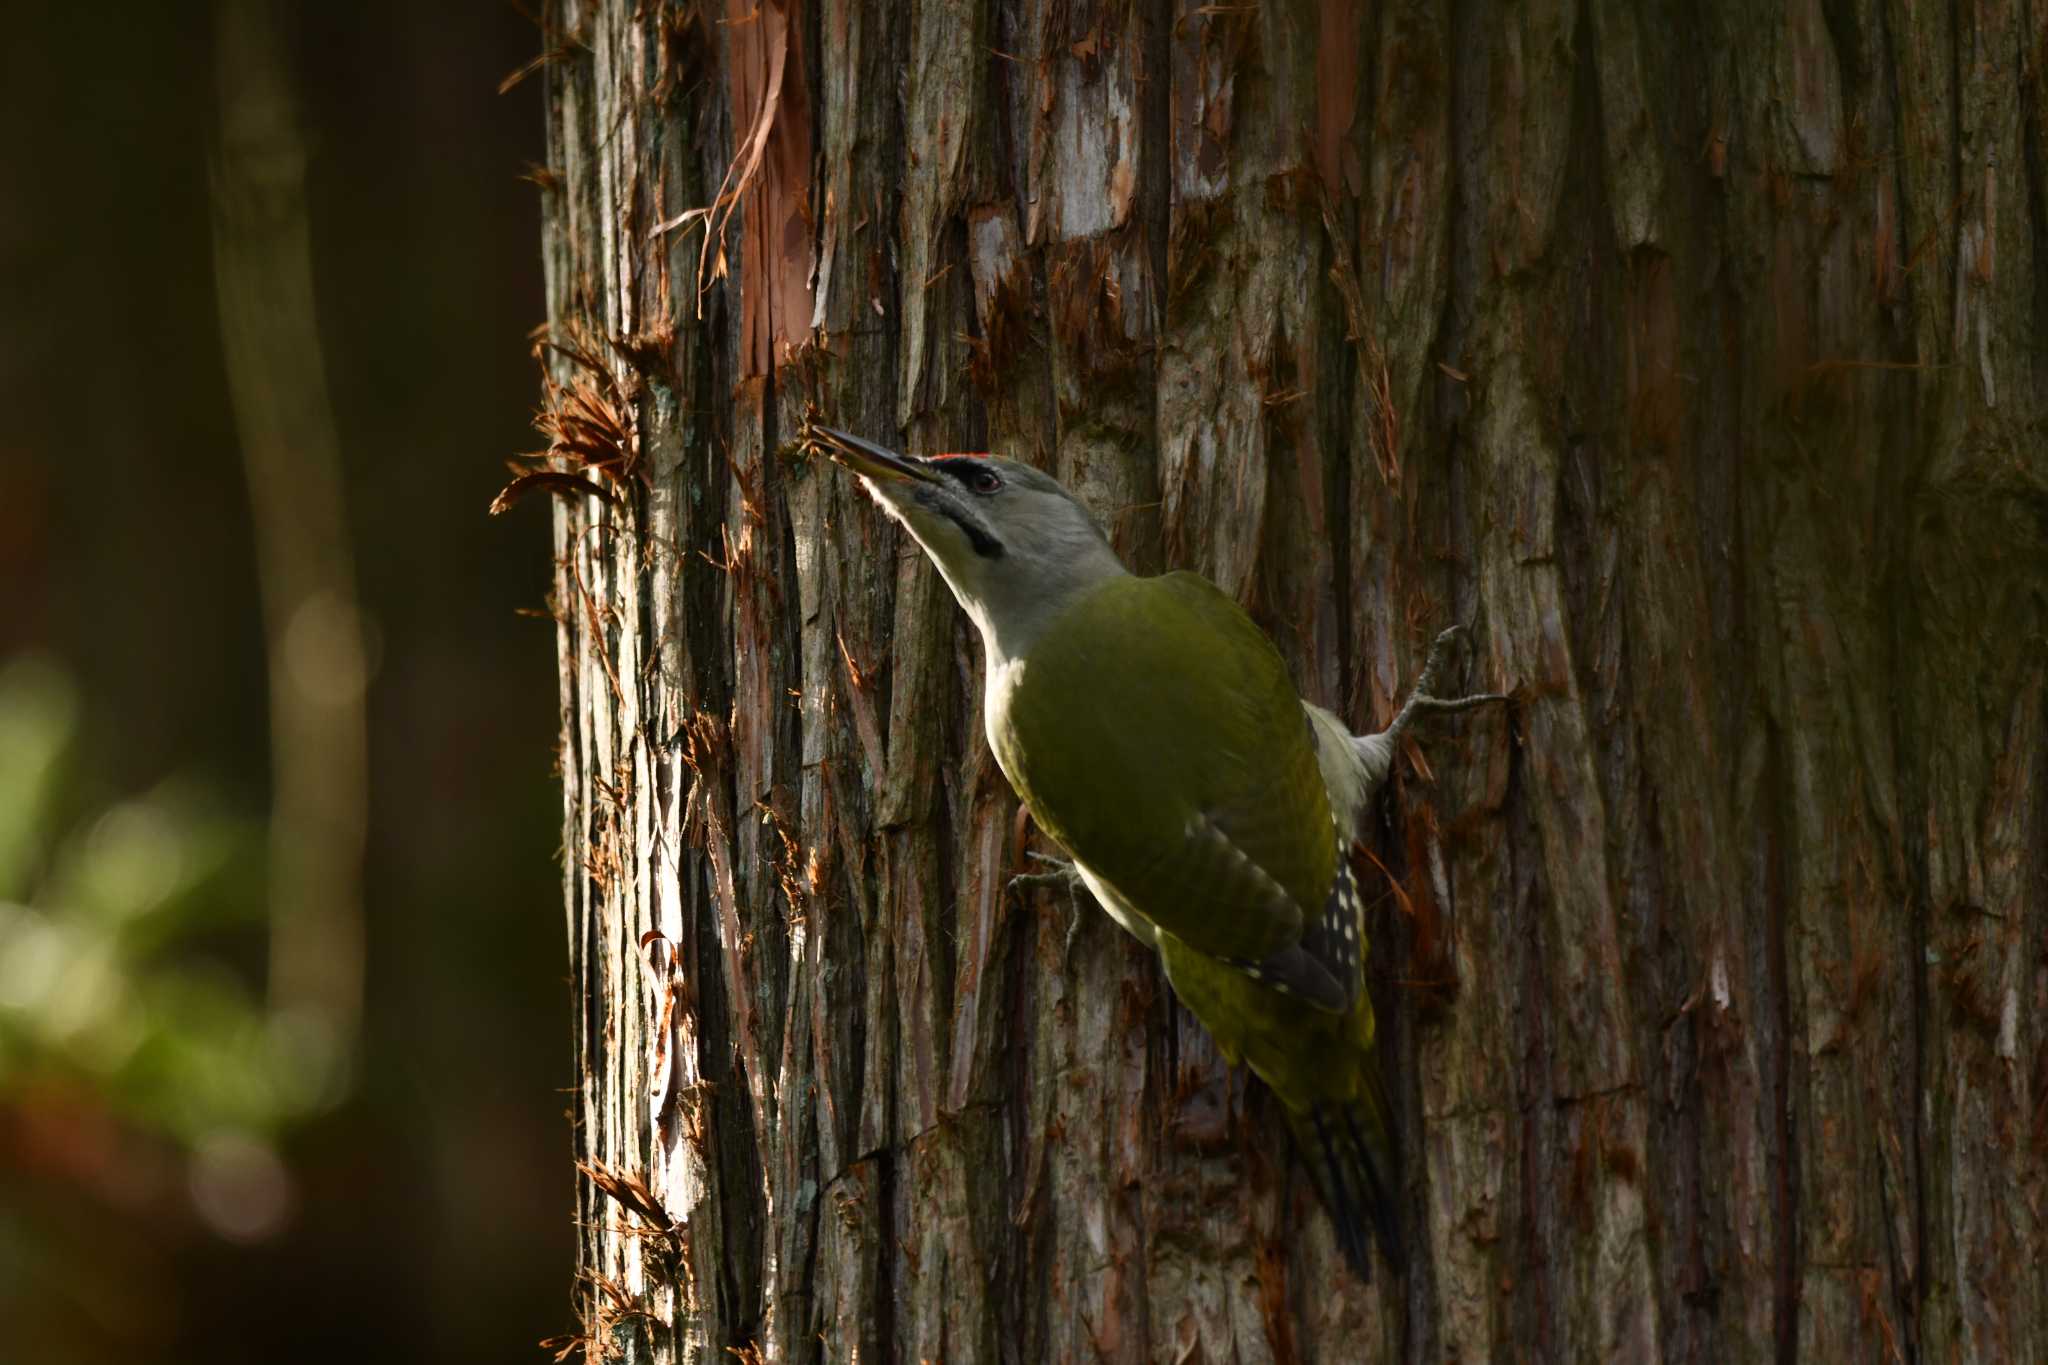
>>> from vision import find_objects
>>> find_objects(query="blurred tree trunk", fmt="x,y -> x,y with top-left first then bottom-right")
213,0 -> 368,1078
534,2 -> 2047,1361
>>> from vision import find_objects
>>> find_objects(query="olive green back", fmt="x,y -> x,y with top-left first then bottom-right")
991,572 -> 1335,964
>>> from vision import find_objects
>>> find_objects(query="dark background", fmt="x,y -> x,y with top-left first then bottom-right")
0,4 -> 571,1359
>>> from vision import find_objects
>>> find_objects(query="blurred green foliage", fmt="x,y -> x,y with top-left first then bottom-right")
0,653 -> 320,1145
1,4 -> 573,1360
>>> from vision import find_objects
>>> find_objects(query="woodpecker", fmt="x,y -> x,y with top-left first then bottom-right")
811,425 -> 1505,1279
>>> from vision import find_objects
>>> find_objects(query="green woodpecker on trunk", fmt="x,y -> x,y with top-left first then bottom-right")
811,425 -> 1504,1279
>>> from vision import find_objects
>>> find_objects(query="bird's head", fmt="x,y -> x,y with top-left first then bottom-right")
811,425 -> 1127,659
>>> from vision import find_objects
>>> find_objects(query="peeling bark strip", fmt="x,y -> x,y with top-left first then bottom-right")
538,2 -> 2048,1361
715,0 -> 813,377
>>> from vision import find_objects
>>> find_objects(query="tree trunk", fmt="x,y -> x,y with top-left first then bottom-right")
532,2 -> 2047,1360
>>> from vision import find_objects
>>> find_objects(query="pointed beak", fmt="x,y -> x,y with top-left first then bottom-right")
810,426 -> 940,485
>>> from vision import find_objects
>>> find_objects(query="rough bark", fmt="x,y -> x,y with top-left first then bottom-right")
534,2 -> 2048,1361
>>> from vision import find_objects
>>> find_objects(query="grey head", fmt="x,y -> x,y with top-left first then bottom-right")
812,426 -> 1128,663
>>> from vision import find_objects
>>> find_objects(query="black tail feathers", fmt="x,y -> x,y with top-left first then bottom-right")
1289,1097 -> 1405,1281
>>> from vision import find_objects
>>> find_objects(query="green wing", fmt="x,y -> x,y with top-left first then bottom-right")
992,572 -> 1335,965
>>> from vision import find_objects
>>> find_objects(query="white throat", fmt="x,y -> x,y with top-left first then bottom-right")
951,536 -> 1126,672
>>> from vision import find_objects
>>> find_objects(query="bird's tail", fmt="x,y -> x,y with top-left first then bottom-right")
1285,1082 -> 1406,1281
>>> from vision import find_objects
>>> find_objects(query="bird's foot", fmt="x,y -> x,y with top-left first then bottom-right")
1007,850 -> 1086,897
1356,624 -> 1510,789
1009,851 -> 1092,958
1399,624 -> 1510,723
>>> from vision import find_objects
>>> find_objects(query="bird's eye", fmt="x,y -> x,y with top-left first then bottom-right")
968,468 -> 1003,495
